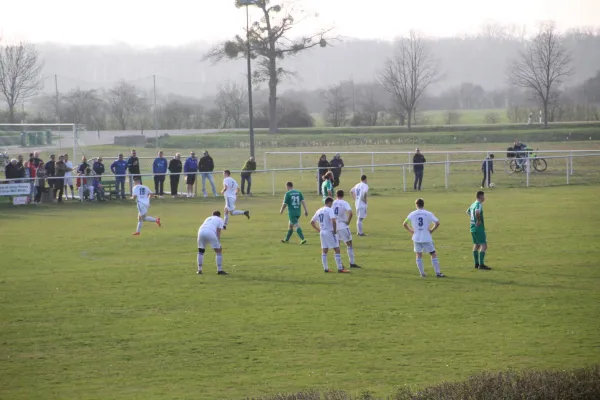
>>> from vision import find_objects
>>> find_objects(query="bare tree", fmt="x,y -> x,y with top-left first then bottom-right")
507,22 -> 574,127
323,83 -> 349,127
0,42 -> 44,122
204,0 -> 334,133
378,31 -> 441,132
216,82 -> 247,129
105,81 -> 146,130
62,88 -> 101,126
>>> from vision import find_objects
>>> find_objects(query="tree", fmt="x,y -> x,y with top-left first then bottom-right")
378,31 -> 441,132
507,22 -> 573,127
0,42 -> 44,122
204,0 -> 333,133
105,81 -> 146,130
62,88 -> 101,126
323,83 -> 348,127
159,101 -> 193,129
216,82 -> 247,129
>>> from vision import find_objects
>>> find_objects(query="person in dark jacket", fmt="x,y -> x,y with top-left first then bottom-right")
241,156 -> 257,196
77,156 -> 90,175
329,153 -> 344,187
317,154 -> 330,195
110,154 -> 128,199
184,151 -> 199,198
93,157 -> 105,180
54,155 -> 69,203
126,149 -> 141,183
413,148 -> 426,191
168,153 -> 183,198
152,151 -> 168,197
481,154 -> 494,189
198,150 -> 217,197
45,155 -> 56,193
4,159 -> 19,180
15,155 -> 25,182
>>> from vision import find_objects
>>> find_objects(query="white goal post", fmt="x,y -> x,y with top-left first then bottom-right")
0,123 -> 82,160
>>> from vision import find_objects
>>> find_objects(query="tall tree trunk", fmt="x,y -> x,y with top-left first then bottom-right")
406,107 -> 413,132
268,57 -> 278,134
8,104 -> 16,123
543,101 -> 549,128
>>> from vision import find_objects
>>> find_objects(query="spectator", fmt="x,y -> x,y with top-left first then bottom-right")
413,148 -> 426,191
127,149 -> 141,183
23,161 -> 33,199
77,167 -> 94,201
63,154 -> 75,199
15,155 -> 25,182
184,151 -> 199,198
34,161 -> 47,204
110,154 -> 128,200
152,150 -> 168,197
241,156 -> 257,196
77,156 -> 90,175
198,150 -> 218,197
4,159 -> 18,180
481,154 -> 494,189
54,155 -> 69,203
93,175 -> 105,201
93,156 -> 105,180
168,153 -> 183,198
317,154 -> 330,195
45,155 -> 56,195
329,153 -> 345,187
27,156 -> 38,199
32,151 -> 41,167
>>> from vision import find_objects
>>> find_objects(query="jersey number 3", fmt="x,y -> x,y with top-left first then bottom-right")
418,217 -> 424,227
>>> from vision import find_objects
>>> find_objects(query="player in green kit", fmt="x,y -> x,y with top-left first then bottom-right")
280,181 -> 309,244
321,171 -> 334,204
467,190 -> 491,270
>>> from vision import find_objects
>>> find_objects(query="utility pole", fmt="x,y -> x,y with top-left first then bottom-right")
153,75 -> 158,150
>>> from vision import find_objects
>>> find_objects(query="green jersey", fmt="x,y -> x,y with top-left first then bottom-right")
468,201 -> 485,232
321,180 -> 333,201
284,189 -> 304,217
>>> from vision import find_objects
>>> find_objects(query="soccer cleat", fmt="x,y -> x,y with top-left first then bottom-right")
132,232 -> 140,236
244,211 -> 250,219
337,269 -> 351,273
324,269 -> 331,273
217,270 -> 229,275
357,233 -> 367,237
196,270 -> 203,275
350,264 -> 362,269
436,273 -> 446,278
474,264 -> 480,269
479,265 -> 492,270
420,273 -> 427,278
156,217 -> 162,227
300,239 -> 307,245
280,239 -> 288,244
223,226 -> 227,230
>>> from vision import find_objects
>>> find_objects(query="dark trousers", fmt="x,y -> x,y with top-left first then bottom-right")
54,181 -> 64,202
414,170 -> 424,190
170,175 -> 180,196
241,173 -> 252,194
116,178 -> 126,199
154,175 -> 165,195
482,171 -> 491,187
35,186 -> 44,202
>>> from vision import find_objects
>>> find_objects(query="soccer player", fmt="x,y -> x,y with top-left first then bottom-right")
310,197 -> 350,273
280,181 -> 308,244
350,175 -> 369,236
332,190 -> 362,268
197,210 -> 227,275
321,171 -> 334,203
467,191 -> 491,270
403,198 -> 445,278
221,170 -> 250,229
63,153 -> 75,200
131,178 -> 161,236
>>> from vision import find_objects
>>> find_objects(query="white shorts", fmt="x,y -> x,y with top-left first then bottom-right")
64,176 -> 73,186
137,202 -> 149,216
357,205 -> 368,219
198,230 -> 221,249
320,231 -> 339,249
337,227 -> 352,243
225,196 -> 236,211
414,241 -> 436,254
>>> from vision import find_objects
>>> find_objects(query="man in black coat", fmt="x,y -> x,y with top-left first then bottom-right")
45,154 -> 56,193
126,149 -> 141,182
329,153 -> 345,187
168,153 -> 183,198
198,150 -> 217,197
413,148 -> 426,191
317,154 -> 329,195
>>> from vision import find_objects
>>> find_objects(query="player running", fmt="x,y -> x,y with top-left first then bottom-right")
350,175 -> 369,236
403,198 -> 445,278
332,190 -> 362,269
467,191 -> 491,270
197,210 -> 228,275
310,197 -> 350,273
280,182 -> 308,244
221,170 -> 250,229
131,178 -> 161,235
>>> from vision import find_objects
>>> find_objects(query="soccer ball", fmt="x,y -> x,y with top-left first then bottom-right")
489,183 -> 496,188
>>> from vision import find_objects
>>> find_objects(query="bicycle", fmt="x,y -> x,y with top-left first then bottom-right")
504,148 -> 547,174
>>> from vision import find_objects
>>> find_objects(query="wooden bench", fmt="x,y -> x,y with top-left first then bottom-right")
100,180 -> 118,200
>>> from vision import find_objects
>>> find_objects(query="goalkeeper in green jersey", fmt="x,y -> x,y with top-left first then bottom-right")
467,190 -> 491,270
280,181 -> 309,244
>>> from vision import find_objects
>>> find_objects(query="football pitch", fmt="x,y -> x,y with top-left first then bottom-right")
1,183 -> 600,399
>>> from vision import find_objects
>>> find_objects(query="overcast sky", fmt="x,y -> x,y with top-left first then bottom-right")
1,0 -> 599,46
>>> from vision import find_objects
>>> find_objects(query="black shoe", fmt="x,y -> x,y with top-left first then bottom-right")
436,273 -> 446,278
196,270 -> 203,275
244,211 -> 250,219
474,264 -> 480,269
350,264 -> 362,269
479,265 -> 492,270
217,270 -> 228,275
223,226 -> 227,230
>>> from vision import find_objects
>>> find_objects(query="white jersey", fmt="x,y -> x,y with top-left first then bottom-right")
332,199 -> 352,229
311,206 -> 336,232
351,182 -> 369,208
199,216 -> 224,235
64,161 -> 73,177
132,184 -> 152,205
223,177 -> 238,197
405,209 -> 439,243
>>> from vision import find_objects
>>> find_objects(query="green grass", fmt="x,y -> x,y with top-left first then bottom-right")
1,180 -> 600,399
421,108 -> 511,125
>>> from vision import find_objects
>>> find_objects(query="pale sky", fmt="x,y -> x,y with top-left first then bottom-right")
1,0 -> 599,46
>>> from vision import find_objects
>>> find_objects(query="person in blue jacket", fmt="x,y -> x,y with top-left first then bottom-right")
111,153 -> 128,199
153,151 -> 168,197
183,151 -> 199,198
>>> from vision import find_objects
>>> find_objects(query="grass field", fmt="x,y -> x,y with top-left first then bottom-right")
2,178 -> 600,399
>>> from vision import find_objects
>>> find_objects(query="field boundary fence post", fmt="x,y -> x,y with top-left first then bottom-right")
445,161 -> 449,189
446,153 -> 450,174
402,165 -> 406,192
570,151 -> 573,175
299,153 -> 303,176
194,175 -> 198,196
566,156 -> 570,185
360,168 -> 364,177
526,157 -> 530,187
371,153 -> 375,173
129,175 -> 133,196
264,153 -> 268,171
271,170 -> 275,196
407,153 -> 412,172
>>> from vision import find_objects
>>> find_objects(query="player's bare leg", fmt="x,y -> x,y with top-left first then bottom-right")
345,240 -> 361,268
430,251 -> 445,277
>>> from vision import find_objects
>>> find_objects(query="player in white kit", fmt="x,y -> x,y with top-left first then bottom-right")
63,153 -> 75,199
332,190 -> 362,269
197,210 -> 228,275
402,198 -> 445,278
310,197 -> 350,273
350,175 -> 369,236
221,170 -> 250,229
131,179 -> 161,236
